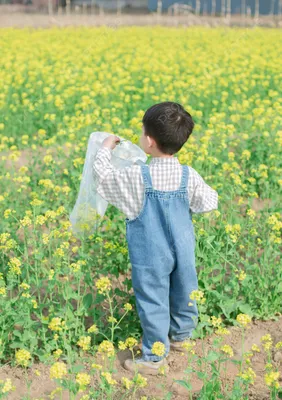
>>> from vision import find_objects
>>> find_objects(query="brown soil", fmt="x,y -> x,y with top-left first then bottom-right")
1,317 -> 281,399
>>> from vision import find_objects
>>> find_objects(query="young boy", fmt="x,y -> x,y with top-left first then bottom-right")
93,102 -> 218,375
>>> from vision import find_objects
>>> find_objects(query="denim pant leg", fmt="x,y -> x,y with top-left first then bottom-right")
169,236 -> 199,341
132,263 -> 171,361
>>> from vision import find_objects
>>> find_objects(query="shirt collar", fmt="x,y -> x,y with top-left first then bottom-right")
149,156 -> 180,165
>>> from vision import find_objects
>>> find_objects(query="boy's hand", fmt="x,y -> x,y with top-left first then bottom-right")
102,135 -> 121,150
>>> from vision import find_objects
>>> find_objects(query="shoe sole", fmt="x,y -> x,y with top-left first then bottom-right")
124,360 -> 169,376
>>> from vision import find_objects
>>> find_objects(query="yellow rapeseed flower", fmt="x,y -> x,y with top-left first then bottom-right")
95,277 -> 111,294
15,349 -> 31,367
1,378 -> 15,394
77,336 -> 91,351
261,334 -> 273,351
98,340 -> 115,357
48,317 -> 65,332
236,313 -> 252,328
124,303 -> 133,311
264,371 -> 280,388
251,344 -> 260,352
87,324 -> 98,334
121,377 -> 133,389
76,372 -> 91,388
135,373 -> 147,388
50,362 -> 68,380
220,345 -> 234,358
238,367 -> 256,384
151,341 -> 166,357
101,372 -> 117,385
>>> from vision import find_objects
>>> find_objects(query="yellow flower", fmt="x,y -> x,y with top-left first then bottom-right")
251,344 -> 260,352
275,341 -> 282,349
76,372 -> 91,387
95,277 -> 111,294
210,316 -> 222,327
238,367 -> 256,384
264,371 -> 280,388
15,349 -> 31,367
77,336 -> 91,351
181,340 -> 196,353
246,209 -> 256,219
91,363 -> 102,370
4,209 -> 14,219
125,337 -> 138,349
48,317 -> 65,332
20,216 -> 32,227
118,341 -> 127,351
135,373 -> 147,388
19,282 -> 30,290
189,290 -> 205,304
124,303 -> 133,311
30,198 -> 43,207
121,377 -> 133,389
220,345 -> 234,358
87,324 -> 98,334
151,341 -> 166,357
101,372 -> 117,385
236,270 -> 247,281
108,316 -> 117,323
1,378 -> 14,393
98,340 -> 115,357
8,257 -> 22,275
241,150 -> 251,160
48,269 -> 55,280
261,334 -> 273,351
43,155 -> 53,165
236,313 -> 252,328
50,362 -> 67,380
53,349 -> 63,359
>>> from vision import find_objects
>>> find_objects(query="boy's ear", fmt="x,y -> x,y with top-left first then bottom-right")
146,135 -> 155,148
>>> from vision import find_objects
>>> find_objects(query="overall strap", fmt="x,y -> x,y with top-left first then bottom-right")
179,165 -> 189,190
141,165 -> 153,190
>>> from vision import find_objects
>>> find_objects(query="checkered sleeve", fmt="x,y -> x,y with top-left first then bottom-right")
92,147 -> 143,217
188,167 -> 218,213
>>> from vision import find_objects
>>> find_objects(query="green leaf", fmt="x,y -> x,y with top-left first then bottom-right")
83,293 -> 93,310
238,303 -> 253,316
196,371 -> 206,380
174,380 -> 192,391
277,281 -> 282,293
206,351 -> 220,362
9,342 -> 23,349
71,364 -> 85,373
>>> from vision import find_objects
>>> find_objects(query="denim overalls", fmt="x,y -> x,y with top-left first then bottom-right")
125,164 -> 199,362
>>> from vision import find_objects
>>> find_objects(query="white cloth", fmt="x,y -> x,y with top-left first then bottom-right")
93,147 -> 218,220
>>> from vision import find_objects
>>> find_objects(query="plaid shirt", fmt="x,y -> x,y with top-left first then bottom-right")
93,147 -> 218,220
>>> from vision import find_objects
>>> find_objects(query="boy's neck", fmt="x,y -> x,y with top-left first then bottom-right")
150,153 -> 175,159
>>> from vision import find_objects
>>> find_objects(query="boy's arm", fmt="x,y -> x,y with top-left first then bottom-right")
92,145 -> 141,216
188,167 -> 218,213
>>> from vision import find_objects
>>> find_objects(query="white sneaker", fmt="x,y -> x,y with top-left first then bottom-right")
124,357 -> 169,376
170,338 -> 191,352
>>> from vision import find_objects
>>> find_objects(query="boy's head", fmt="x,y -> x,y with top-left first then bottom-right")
140,102 -> 194,156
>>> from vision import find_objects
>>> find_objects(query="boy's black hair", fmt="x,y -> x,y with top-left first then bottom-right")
142,102 -> 194,155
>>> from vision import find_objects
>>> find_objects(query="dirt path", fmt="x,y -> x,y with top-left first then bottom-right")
0,11 -> 282,29
1,317 -> 281,399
